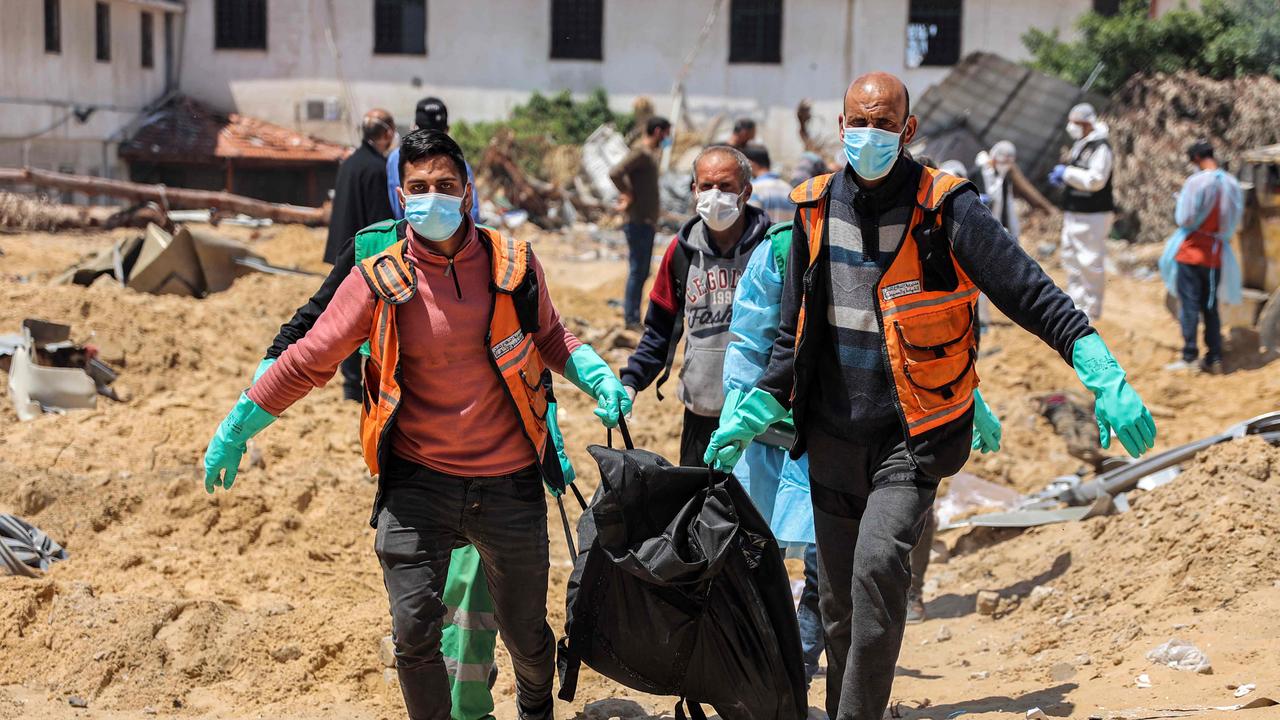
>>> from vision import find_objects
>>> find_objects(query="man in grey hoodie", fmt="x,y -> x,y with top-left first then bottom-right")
620,146 -> 771,466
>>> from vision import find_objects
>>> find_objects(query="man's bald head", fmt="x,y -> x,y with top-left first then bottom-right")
837,72 -> 918,185
843,72 -> 911,129
362,108 -> 396,147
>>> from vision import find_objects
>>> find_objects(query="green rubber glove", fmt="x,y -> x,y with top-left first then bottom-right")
719,388 -> 744,427
203,393 -> 276,494
703,388 -> 789,471
1072,333 -> 1157,458
563,345 -> 632,429
971,388 -> 1002,454
544,401 -> 575,496
253,357 -> 276,383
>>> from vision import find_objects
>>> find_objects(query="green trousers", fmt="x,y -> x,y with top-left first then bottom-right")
441,545 -> 498,720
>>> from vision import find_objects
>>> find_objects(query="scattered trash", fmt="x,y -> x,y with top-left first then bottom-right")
935,472 -> 1023,528
936,626 -> 953,643
969,671 -> 989,680
1147,638 -> 1213,674
5,319 -> 121,421
1136,673 -> 1153,688
1027,708 -> 1048,720
0,514 -> 70,577
976,590 -> 1001,616
378,635 -> 397,668
1136,465 -> 1180,492
1232,683 -> 1257,698
56,223 -> 316,297
67,695 -> 88,708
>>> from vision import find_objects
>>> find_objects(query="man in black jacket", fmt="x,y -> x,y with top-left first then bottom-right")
706,72 -> 1156,720
320,108 -> 396,400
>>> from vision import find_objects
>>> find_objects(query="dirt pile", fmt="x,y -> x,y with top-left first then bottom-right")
2,223 -> 1280,719
1105,71 -> 1280,244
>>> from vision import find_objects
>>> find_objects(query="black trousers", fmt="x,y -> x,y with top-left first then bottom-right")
806,427 -> 939,720
680,408 -> 720,467
374,456 -> 555,720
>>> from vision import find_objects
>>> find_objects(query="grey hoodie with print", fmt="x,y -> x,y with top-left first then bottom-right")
620,204 -> 772,417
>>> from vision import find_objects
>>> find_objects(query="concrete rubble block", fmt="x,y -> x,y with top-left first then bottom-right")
976,589 -> 1000,616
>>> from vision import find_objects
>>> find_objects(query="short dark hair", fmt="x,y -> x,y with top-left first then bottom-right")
415,96 -> 448,131
399,129 -> 468,185
733,118 -> 756,134
741,143 -> 771,169
1188,140 -> 1215,162
646,116 -> 671,137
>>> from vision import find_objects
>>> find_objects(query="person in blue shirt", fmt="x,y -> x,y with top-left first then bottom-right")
387,97 -> 480,224
743,143 -> 795,225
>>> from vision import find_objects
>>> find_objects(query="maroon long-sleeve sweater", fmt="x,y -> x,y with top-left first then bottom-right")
249,224 -> 581,476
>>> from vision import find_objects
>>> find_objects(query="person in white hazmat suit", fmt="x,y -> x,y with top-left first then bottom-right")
1048,103 -> 1115,320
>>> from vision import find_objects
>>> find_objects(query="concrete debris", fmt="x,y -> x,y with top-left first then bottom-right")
1135,673 -> 1153,689
269,645 -> 302,663
1028,585 -> 1058,610
976,590 -> 1000,616
56,223 -> 315,298
936,626 -> 953,643
5,319 -> 121,421
66,696 -> 88,708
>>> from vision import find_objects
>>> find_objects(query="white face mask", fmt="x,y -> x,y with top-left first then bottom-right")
695,188 -> 743,232
994,160 -> 1014,176
1066,123 -> 1085,141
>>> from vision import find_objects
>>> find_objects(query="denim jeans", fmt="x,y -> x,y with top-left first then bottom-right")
374,455 -> 555,720
623,222 -> 657,325
798,543 -> 825,684
807,428 -> 939,720
1176,262 -> 1222,364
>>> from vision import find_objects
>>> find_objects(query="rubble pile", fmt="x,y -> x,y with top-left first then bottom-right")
1105,71 -> 1280,244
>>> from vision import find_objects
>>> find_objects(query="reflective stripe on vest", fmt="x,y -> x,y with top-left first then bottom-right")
354,229 -> 550,476
790,167 -> 980,437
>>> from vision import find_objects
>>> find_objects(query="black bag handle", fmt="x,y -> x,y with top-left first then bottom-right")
606,416 -> 635,450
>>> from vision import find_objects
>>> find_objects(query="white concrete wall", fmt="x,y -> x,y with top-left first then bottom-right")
0,0 -> 175,178
178,0 -> 1099,166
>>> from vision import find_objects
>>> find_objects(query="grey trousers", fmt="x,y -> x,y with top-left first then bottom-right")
374,455 -> 555,720
807,428 -> 938,720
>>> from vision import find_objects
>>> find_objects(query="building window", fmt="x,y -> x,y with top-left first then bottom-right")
141,12 -> 155,68
44,0 -> 60,54
906,0 -> 962,68
550,0 -> 603,61
1093,0 -> 1121,16
215,0 -> 267,50
95,2 -> 110,62
374,0 -> 426,55
729,0 -> 782,64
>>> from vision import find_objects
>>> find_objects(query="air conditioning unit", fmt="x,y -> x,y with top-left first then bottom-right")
301,97 -> 341,122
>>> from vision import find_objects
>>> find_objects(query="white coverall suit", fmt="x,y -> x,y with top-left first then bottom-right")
1060,123 -> 1115,321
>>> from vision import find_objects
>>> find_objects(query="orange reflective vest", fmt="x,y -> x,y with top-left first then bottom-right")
790,166 -> 980,438
355,227 -> 553,477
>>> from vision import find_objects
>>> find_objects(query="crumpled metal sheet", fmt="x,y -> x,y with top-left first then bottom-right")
0,514 -> 69,577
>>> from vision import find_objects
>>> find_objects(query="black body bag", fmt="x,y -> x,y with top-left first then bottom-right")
556,421 -> 807,720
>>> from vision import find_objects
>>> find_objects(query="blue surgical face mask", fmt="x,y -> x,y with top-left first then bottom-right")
660,136 -> 673,150
403,189 -> 466,242
842,126 -> 903,181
